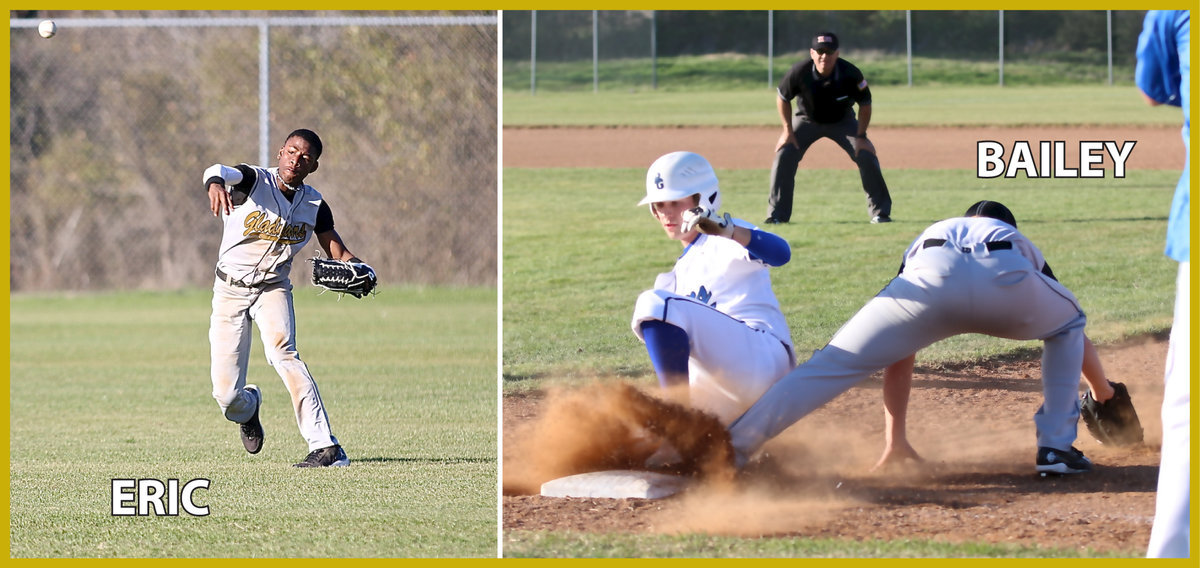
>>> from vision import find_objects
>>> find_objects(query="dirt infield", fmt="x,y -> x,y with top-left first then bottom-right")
503,336 -> 1169,555
503,125 -> 1184,171
502,124 -> 1181,556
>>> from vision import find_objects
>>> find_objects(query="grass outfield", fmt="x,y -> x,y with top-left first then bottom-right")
501,86 -> 1180,127
9,287 -> 498,558
502,167 -> 1178,387
502,52 -> 1136,93
502,532 -> 1136,558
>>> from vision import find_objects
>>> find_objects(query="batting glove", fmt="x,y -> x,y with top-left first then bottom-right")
682,206 -> 735,238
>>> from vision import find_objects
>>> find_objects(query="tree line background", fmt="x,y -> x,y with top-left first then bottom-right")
10,10 -> 497,292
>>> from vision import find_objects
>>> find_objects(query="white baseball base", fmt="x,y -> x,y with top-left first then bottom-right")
540,470 -> 689,500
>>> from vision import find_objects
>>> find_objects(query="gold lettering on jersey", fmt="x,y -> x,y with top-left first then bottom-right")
243,211 -> 308,245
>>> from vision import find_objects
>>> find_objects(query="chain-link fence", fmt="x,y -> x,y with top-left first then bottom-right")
11,10 -> 497,292
502,10 -> 1149,91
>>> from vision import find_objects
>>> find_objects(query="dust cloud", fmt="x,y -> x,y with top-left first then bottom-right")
502,381 -> 735,495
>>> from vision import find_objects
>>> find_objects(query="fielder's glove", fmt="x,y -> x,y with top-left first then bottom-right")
309,257 -> 377,299
1080,381 -> 1143,446
682,206 -> 735,238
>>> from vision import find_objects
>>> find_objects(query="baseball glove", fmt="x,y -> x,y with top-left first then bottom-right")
681,206 -> 735,238
1080,381 -> 1144,446
309,257 -> 377,299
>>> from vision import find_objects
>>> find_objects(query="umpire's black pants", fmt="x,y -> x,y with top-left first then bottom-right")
767,111 -> 892,222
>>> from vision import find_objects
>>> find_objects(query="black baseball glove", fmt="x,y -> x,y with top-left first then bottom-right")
309,257 -> 377,299
1080,381 -> 1143,446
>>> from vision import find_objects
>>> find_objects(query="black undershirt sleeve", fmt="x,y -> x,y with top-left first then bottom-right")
1041,261 -> 1057,281
204,164 -> 257,206
314,201 -> 334,234
226,164 -> 256,206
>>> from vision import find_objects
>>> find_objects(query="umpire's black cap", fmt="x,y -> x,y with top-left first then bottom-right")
812,32 -> 839,51
965,200 -> 1017,228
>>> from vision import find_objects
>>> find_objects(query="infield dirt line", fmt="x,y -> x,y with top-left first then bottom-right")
503,125 -> 1183,171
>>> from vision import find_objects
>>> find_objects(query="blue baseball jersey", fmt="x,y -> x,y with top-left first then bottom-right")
1136,10 -> 1189,263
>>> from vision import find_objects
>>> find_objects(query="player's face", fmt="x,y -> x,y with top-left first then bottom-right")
277,136 -> 319,186
811,47 -> 838,76
651,196 -> 700,242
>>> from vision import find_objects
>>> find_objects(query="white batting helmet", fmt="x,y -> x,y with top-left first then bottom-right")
638,151 -> 721,212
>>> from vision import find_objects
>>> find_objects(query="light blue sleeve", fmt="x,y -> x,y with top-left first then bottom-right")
1135,10 -> 1185,108
1136,11 -> 1190,263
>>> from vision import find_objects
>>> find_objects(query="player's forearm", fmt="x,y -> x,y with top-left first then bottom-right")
328,243 -> 357,263
742,228 -> 790,267
856,104 -> 872,137
777,95 -> 794,131
881,354 -> 916,442
1080,336 -> 1115,402
318,229 -> 359,262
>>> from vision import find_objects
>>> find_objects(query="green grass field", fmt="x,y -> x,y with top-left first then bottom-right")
502,532 -> 1135,558
502,167 -> 1178,387
9,286 -> 497,558
503,52 -> 1137,93
503,85 -> 1180,127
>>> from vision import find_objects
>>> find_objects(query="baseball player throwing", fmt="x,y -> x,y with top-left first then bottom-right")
631,151 -> 796,427
204,128 -> 365,468
728,201 -> 1094,475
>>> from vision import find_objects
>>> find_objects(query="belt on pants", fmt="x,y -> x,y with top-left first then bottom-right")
215,268 -> 266,289
922,239 -> 1013,253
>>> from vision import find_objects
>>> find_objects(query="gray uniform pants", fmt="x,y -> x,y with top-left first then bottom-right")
210,278 -> 339,452
768,111 -> 892,221
728,245 -> 1085,465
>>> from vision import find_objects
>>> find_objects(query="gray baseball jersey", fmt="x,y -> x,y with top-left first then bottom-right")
728,216 -> 1086,465
207,163 -> 341,455
215,165 -> 324,287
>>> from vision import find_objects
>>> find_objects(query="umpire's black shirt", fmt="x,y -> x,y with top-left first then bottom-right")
778,58 -> 872,124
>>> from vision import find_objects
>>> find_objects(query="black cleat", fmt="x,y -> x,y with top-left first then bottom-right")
871,215 -> 892,224
239,385 -> 264,454
1036,445 -> 1093,475
294,444 -> 350,468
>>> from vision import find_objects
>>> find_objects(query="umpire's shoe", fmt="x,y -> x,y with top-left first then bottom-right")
239,385 -> 264,454
1035,445 -> 1093,475
294,444 -> 350,468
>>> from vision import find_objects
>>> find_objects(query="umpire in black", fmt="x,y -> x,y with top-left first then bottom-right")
767,32 -> 892,224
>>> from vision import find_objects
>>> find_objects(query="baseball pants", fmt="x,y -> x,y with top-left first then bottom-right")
768,111 -> 892,222
633,289 -> 795,425
210,278 -> 339,451
1147,261 -> 1190,558
729,245 -> 1086,465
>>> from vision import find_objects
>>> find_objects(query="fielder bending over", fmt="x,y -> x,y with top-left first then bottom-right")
729,201 -> 1095,475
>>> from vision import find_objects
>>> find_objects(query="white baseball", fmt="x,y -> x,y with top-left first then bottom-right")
38,20 -> 57,39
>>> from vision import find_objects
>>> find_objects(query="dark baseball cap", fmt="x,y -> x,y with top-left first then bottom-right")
965,200 -> 1017,228
812,32 -> 839,51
